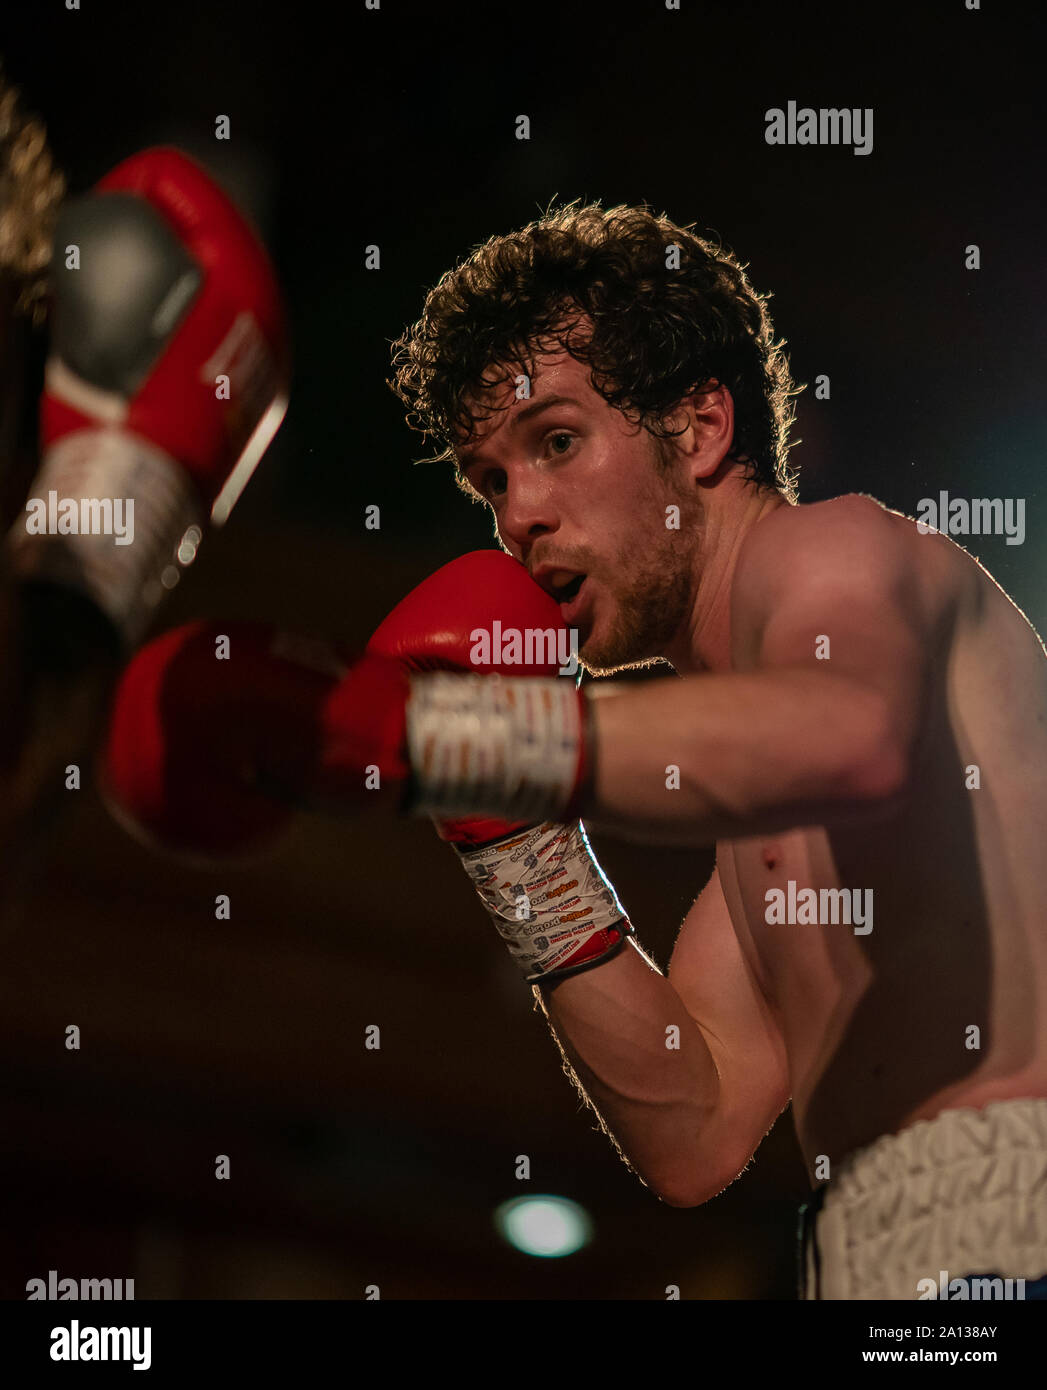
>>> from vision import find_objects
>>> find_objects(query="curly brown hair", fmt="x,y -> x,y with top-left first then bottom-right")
389,201 -> 802,502
0,64 -> 65,328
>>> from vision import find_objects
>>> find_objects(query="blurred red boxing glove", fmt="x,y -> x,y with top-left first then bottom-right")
99,621 -> 409,858
8,146 -> 289,649
0,147 -> 289,889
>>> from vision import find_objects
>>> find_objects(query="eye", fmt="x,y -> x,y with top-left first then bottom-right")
546,431 -> 575,457
482,468 -> 508,500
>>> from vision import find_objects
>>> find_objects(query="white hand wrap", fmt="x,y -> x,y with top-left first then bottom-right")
454,821 -> 633,984
406,672 -> 582,824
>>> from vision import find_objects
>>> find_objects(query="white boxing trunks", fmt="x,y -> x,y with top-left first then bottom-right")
799,1096 -> 1047,1299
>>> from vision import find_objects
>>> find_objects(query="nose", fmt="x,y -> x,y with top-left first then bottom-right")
498,470 -> 558,559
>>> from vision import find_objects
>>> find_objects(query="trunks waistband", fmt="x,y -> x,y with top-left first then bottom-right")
799,1097 -> 1047,1300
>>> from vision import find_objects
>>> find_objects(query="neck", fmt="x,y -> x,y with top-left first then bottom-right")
665,480 -> 788,674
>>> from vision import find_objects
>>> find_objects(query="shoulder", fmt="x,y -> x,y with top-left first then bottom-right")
735,493 -> 931,614
731,492 -> 961,658
739,492 -> 902,572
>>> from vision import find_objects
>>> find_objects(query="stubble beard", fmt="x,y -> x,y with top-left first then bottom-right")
580,499 -> 699,676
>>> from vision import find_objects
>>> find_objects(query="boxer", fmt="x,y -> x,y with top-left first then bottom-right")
103,202 -> 1047,1300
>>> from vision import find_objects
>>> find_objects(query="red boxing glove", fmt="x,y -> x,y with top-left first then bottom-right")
366,550 -> 631,985
99,622 -> 409,858
367,549 -> 579,849
9,147 -> 289,645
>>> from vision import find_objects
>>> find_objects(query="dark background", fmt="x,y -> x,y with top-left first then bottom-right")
0,0 -> 1043,1300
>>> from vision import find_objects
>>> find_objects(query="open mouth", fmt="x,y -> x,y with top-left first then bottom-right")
553,574 -> 586,604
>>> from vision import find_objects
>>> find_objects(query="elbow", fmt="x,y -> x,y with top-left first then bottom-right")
652,1163 -> 745,1209
658,1186 -> 708,1209
836,703 -> 913,808
846,743 -> 910,806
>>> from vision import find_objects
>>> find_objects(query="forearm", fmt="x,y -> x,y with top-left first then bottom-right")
584,668 -> 902,845
535,939 -> 733,1206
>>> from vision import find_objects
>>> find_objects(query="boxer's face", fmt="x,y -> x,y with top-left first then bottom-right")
458,351 -> 703,674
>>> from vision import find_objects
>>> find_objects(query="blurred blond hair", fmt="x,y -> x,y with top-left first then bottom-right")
0,63 -> 65,328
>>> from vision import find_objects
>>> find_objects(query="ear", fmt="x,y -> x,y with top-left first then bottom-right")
664,381 -> 735,484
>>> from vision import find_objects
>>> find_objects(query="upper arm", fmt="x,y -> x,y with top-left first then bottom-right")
734,496 -> 940,779
667,860 -> 791,1194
